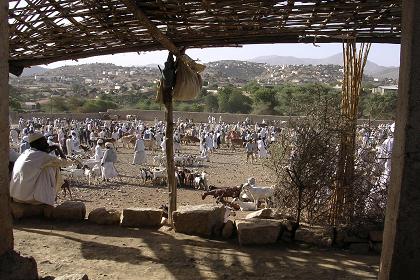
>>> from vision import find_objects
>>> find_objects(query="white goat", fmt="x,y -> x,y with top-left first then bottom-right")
61,165 -> 86,183
241,183 -> 275,208
151,167 -> 167,185
193,171 -> 208,190
84,165 -> 101,185
232,198 -> 258,211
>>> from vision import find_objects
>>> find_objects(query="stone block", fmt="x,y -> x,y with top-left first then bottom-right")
222,220 -> 235,239
245,208 -> 274,219
0,250 -> 38,280
55,274 -> 89,280
172,204 -> 225,237
44,201 -> 86,221
236,219 -> 281,245
120,208 -> 162,228
10,201 -> 48,219
369,230 -> 383,242
88,208 -> 120,225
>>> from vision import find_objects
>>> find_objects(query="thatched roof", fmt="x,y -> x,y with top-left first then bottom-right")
9,0 -> 401,74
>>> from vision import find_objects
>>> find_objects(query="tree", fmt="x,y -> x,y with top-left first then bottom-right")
217,85 -> 252,113
205,95 -> 219,112
251,87 -> 277,114
360,91 -> 397,119
50,96 -> 69,112
265,98 -> 340,229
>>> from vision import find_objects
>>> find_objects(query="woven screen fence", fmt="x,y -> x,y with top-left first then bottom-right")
8,0 -> 401,70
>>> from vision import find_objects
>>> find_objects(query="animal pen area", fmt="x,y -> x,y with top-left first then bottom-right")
2,1 -> 420,280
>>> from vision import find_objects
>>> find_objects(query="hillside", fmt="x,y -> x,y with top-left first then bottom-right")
249,53 -> 398,79
17,66 -> 49,77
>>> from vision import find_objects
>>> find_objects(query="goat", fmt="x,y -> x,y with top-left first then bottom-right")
60,179 -> 72,199
241,183 -> 275,208
61,165 -> 86,181
202,184 -> 243,202
175,169 -> 186,188
118,135 -> 135,148
140,168 -> 153,184
193,171 -> 208,190
84,165 -> 101,185
151,167 -> 167,185
232,198 -> 258,211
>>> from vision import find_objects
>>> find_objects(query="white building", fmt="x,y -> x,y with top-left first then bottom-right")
372,85 -> 398,95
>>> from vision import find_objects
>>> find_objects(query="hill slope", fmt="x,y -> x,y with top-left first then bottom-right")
249,53 -> 398,79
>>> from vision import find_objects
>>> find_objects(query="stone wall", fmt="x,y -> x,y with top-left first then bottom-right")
11,109 -> 392,125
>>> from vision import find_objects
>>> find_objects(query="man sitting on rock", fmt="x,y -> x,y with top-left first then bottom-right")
10,132 -> 67,206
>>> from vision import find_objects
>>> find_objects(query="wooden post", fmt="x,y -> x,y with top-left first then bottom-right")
0,0 -> 14,255
164,93 -> 177,225
161,53 -> 177,225
379,1 -> 420,278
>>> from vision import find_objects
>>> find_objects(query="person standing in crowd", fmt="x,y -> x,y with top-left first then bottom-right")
101,142 -> 118,182
245,140 -> 255,164
89,130 -> 97,147
65,134 -> 73,156
94,139 -> 104,162
257,137 -> 268,159
132,135 -> 146,165
160,136 -> 166,153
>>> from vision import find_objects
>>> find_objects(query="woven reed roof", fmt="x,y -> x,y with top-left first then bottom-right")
8,0 -> 401,74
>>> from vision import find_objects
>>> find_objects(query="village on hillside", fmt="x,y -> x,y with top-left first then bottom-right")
10,60 -> 398,115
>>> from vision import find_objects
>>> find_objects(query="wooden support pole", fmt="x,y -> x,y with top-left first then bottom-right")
0,0 -> 14,255
164,93 -> 176,225
160,53 -> 177,225
379,1 -> 420,278
121,0 -> 180,56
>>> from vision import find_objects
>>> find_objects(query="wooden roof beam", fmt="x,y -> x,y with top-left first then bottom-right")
121,0 -> 181,56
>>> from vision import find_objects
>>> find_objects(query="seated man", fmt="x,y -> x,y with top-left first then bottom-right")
10,132 -> 67,206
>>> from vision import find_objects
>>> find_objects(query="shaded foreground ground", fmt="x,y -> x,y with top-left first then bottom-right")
14,219 -> 379,280
14,143 -> 379,279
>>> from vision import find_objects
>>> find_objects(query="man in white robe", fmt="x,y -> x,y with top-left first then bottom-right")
132,135 -> 146,165
65,135 -> 73,156
10,132 -> 67,206
94,139 -> 104,161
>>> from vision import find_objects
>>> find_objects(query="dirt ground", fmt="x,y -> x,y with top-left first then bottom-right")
57,143 -> 275,214
13,143 -> 380,279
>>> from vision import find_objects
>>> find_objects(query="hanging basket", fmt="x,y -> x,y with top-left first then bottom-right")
156,54 -> 205,104
172,55 -> 205,101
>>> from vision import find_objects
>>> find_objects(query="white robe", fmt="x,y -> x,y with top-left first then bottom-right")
101,149 -> 118,179
10,149 -> 65,206
66,138 -> 73,156
94,145 -> 104,161
133,139 -> 146,165
257,140 -> 268,158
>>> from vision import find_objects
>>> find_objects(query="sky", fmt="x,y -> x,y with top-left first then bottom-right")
45,43 -> 401,69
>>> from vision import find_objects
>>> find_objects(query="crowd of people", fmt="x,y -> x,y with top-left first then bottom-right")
7,114 -> 394,211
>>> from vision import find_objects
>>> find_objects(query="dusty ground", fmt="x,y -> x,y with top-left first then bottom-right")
13,143 -> 380,279
57,143 -> 275,214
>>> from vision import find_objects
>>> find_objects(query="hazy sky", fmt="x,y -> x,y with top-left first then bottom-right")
46,43 -> 401,68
